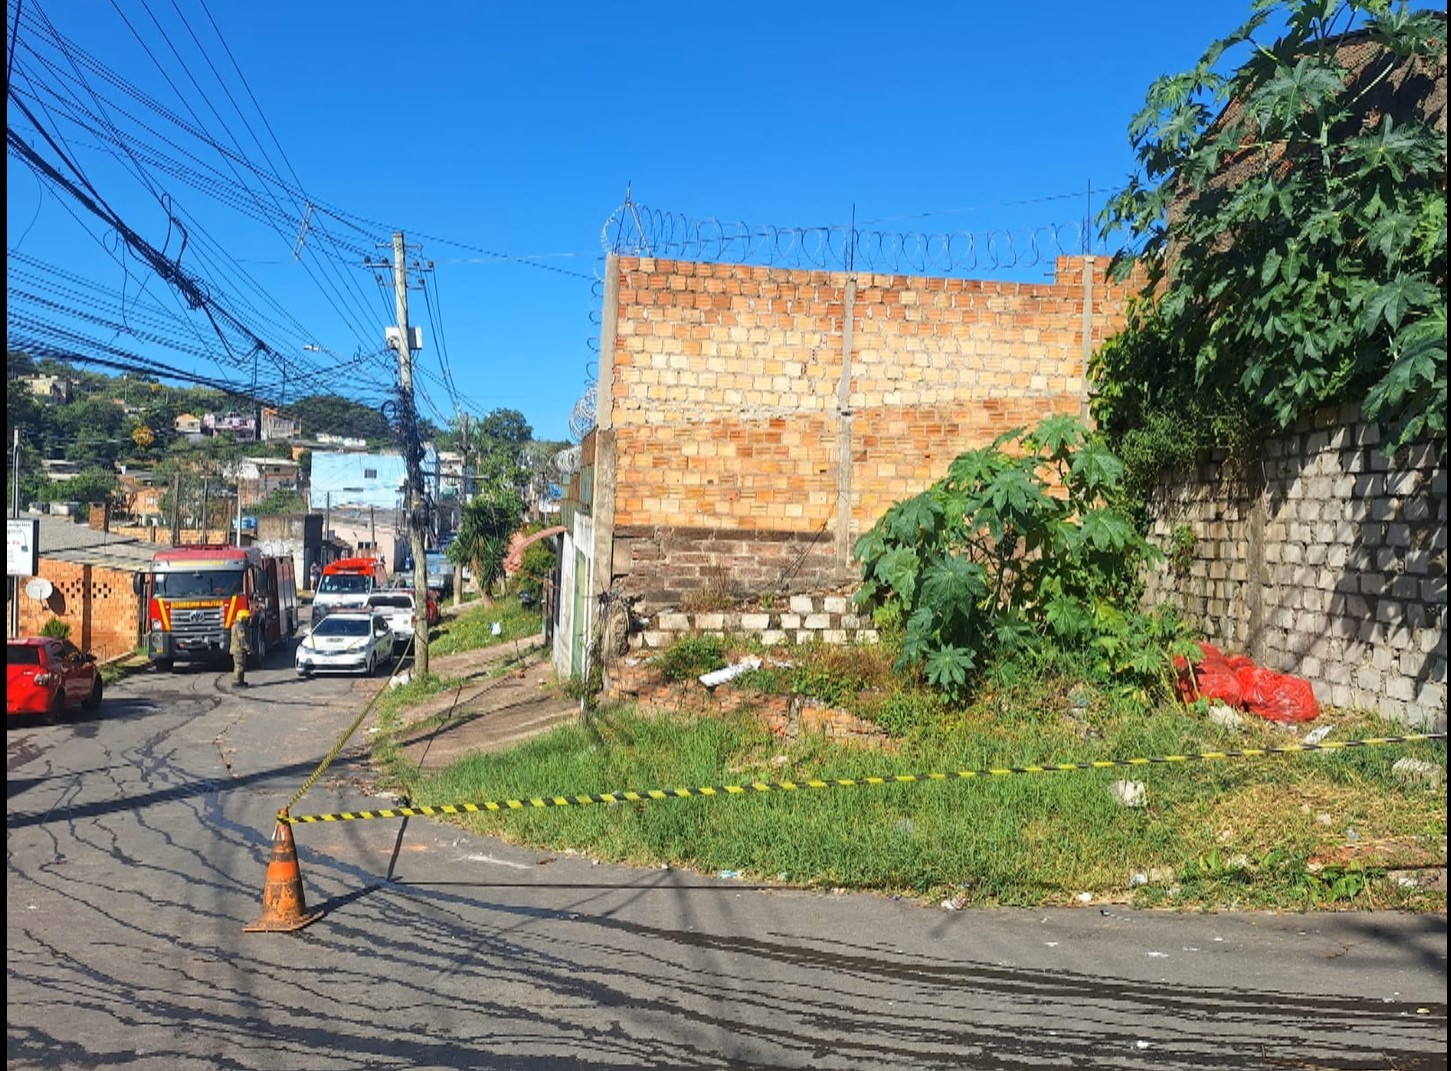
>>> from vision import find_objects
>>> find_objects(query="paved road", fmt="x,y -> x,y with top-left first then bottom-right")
7,646 -> 1447,1070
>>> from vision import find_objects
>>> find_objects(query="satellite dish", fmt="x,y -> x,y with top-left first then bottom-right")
25,577 -> 54,601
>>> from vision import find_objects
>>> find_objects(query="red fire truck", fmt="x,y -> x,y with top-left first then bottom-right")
135,544 -> 298,672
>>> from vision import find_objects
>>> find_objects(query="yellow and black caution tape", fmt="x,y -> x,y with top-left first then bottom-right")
283,732 -> 1445,825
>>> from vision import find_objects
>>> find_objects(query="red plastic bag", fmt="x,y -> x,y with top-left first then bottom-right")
1174,643 -> 1244,706
1194,664 -> 1245,707
1237,666 -> 1320,723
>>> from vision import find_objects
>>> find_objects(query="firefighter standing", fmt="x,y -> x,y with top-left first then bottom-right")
231,608 -> 254,688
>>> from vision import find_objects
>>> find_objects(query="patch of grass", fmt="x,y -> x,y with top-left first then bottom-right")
377,684 -> 1451,911
373,638 -> 1447,911
428,599 -> 539,657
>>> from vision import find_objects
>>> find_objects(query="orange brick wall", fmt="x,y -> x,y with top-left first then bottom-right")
602,255 -> 1139,603
17,558 -> 143,662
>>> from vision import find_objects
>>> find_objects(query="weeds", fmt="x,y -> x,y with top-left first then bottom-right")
371,622 -> 1447,912
655,635 -> 728,682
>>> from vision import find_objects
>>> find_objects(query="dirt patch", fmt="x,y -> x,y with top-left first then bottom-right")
379,635 -> 583,772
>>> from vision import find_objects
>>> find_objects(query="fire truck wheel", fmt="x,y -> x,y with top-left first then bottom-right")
156,659 -> 174,674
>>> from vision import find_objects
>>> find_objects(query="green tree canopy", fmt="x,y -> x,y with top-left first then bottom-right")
1097,0 -> 1446,468
281,393 -> 392,443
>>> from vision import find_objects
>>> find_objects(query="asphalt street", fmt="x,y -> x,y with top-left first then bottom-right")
7,645 -> 1447,1070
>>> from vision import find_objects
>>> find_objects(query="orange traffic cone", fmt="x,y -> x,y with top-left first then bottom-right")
243,809 -> 324,933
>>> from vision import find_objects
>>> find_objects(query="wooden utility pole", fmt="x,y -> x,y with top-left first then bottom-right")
170,472 -> 181,546
392,231 -> 430,674
454,413 -> 468,608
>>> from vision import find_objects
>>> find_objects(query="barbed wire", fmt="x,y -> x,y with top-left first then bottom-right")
573,194 -> 1132,440
599,201 -> 1125,277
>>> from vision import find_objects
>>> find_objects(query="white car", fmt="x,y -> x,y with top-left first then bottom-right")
295,611 -> 395,677
365,591 -> 420,651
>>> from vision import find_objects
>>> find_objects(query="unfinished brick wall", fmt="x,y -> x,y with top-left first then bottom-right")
18,559 -> 142,662
598,254 -> 1139,607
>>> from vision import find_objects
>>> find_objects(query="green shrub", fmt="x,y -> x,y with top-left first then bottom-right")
853,415 -> 1194,702
656,635 -> 727,682
517,539 -> 556,602
40,617 -> 71,640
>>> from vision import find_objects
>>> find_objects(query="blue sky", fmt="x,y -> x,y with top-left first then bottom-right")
3,0 -> 1367,443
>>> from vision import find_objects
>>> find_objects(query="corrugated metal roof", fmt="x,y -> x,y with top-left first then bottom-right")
33,516 -> 164,572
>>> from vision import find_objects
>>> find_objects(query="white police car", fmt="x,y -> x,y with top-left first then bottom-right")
295,610 -> 394,677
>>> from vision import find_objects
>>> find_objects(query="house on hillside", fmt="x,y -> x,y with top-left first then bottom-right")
115,470 -> 164,520
260,407 -> 301,442
204,411 -> 257,442
174,413 -> 205,442
236,457 -> 300,508
21,374 -> 74,403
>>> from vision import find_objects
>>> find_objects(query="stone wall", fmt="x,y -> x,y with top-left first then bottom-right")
1142,404 -> 1446,730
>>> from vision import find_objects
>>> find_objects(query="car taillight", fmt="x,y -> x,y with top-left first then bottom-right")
33,672 -> 54,686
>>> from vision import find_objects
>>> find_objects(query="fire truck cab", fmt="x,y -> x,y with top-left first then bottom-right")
135,544 -> 297,672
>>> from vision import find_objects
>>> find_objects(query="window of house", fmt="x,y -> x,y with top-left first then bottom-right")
363,468 -> 377,479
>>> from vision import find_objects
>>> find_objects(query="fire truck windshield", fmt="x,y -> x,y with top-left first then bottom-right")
154,569 -> 245,597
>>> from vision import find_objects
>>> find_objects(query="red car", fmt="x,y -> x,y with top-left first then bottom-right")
7,638 -> 103,719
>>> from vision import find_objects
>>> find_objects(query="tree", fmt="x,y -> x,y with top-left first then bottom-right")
281,394 -> 392,443
31,467 -> 118,506
8,349 -> 37,378
447,485 -> 524,606
1097,1 -> 1446,465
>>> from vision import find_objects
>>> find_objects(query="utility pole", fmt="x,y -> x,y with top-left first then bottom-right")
10,429 -> 20,639
170,472 -> 181,546
392,231 -> 430,675
201,477 -> 209,543
454,413 -> 468,608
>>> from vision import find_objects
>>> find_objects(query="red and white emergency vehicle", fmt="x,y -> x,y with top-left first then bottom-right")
311,556 -> 389,623
135,544 -> 298,671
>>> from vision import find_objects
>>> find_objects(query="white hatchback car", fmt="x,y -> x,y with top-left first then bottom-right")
295,611 -> 394,677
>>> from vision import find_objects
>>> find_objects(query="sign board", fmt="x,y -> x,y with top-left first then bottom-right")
7,517 -> 39,577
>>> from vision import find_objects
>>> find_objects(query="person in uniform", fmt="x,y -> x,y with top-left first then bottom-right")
231,608 -> 254,688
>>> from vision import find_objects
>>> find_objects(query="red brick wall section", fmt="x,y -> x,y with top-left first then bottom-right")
17,558 -> 142,662
606,255 -> 1140,603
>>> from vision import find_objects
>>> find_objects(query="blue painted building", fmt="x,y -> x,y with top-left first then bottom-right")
309,450 -> 438,510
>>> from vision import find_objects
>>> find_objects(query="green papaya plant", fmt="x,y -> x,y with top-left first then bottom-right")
853,415 -> 1195,701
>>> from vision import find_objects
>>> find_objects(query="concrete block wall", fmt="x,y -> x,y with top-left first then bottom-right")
635,593 -> 879,649
1142,404 -> 1446,730
602,254 -> 1139,606
18,559 -> 142,662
